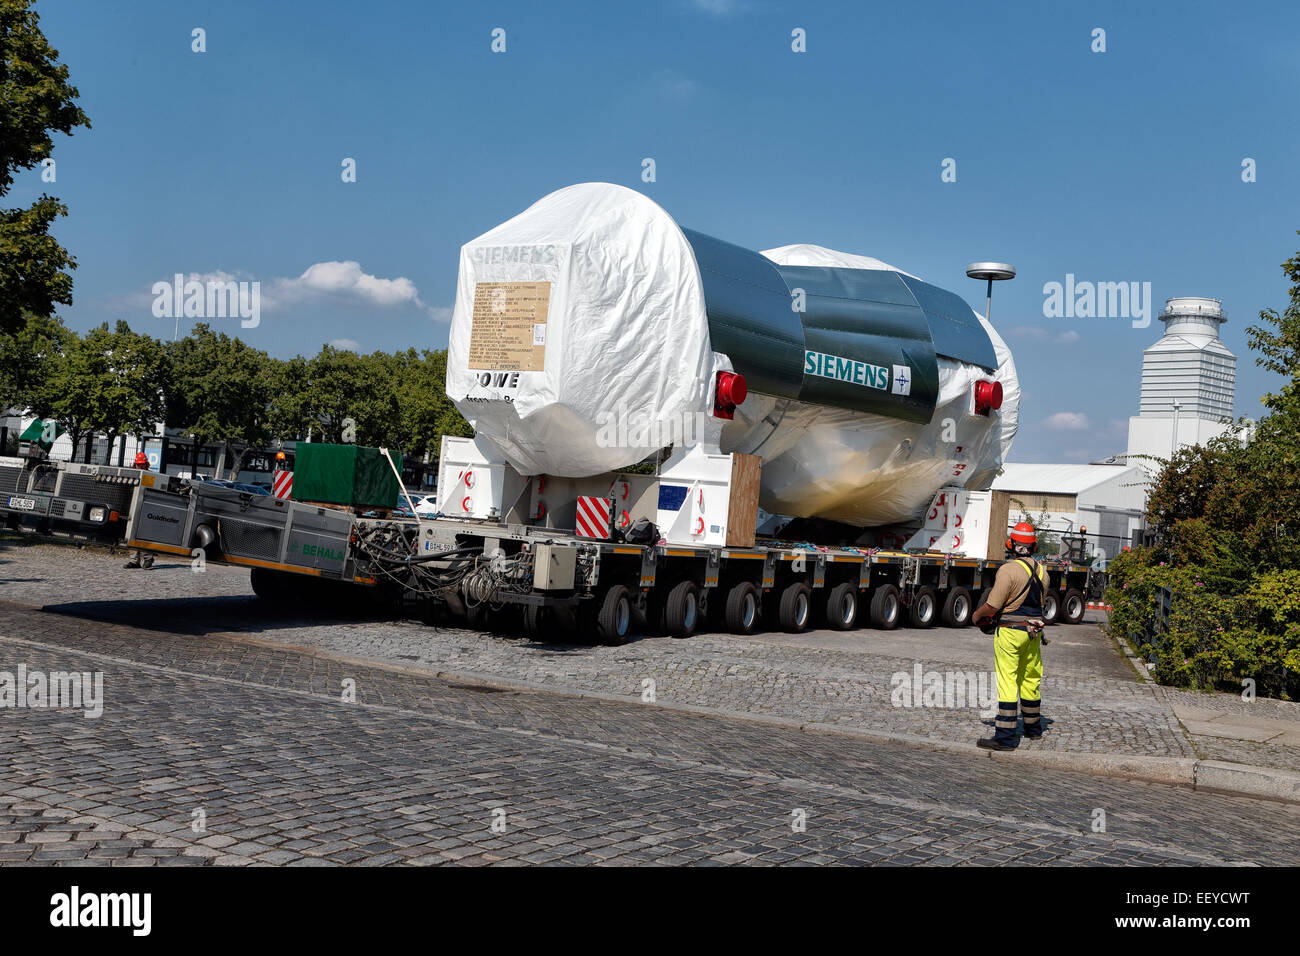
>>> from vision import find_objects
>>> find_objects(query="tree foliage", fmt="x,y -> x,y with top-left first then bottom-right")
0,0 -> 90,334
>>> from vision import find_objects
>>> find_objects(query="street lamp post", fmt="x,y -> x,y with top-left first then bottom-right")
965,262 -> 1017,323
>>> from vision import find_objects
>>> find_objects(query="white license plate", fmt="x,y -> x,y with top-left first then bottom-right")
7,495 -> 36,511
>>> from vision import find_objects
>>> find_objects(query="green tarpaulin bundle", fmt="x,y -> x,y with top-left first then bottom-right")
291,444 -> 403,510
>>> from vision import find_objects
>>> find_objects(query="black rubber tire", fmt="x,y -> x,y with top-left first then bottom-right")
823,582 -> 858,630
524,603 -> 567,640
909,585 -> 939,629
724,581 -> 761,635
940,586 -> 973,627
868,584 -> 901,630
778,582 -> 812,633
1059,588 -> 1085,625
249,567 -> 294,602
596,585 -> 633,645
665,580 -> 700,638
1041,589 -> 1060,625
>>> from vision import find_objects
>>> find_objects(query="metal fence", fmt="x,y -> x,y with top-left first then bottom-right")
1128,584 -> 1174,665
1004,527 -> 1132,568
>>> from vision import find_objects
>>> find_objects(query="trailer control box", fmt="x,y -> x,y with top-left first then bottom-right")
533,543 -> 576,590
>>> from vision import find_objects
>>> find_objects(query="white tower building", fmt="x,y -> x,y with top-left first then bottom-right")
1126,297 -> 1236,471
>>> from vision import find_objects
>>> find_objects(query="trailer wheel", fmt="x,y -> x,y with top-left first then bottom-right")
250,567 -> 295,602
665,581 -> 700,638
823,582 -> 857,630
940,586 -> 972,627
868,584 -> 901,630
909,586 -> 938,628
596,585 -> 633,645
1041,590 -> 1060,625
724,582 -> 761,635
524,604 -> 570,640
1059,588 -> 1085,625
778,582 -> 812,632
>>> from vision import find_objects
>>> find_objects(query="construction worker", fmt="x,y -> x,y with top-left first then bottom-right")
123,452 -> 154,570
971,521 -> 1048,750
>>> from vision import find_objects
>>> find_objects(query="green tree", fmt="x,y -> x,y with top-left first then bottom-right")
41,321 -> 166,463
0,309 -> 72,411
165,323 -> 272,478
83,321 -> 166,463
44,325 -> 98,460
390,347 -> 471,462
0,0 -> 91,335
265,354 -> 312,443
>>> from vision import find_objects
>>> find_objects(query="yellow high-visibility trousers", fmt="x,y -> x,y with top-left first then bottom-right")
993,625 -> 1043,742
994,625 -> 1042,702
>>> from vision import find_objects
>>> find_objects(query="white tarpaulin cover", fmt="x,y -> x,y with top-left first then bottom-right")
447,183 -> 718,477
447,183 -> 1020,527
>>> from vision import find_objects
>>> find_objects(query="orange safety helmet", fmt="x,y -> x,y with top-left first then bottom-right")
133,452 -> 149,469
1006,520 -> 1037,553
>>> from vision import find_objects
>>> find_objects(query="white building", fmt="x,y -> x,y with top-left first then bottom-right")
992,462 -> 1148,565
1126,296 -> 1237,474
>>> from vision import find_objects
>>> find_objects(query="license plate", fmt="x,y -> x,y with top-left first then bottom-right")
7,495 -> 36,511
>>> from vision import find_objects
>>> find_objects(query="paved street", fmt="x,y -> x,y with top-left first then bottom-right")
2,540 -> 1299,865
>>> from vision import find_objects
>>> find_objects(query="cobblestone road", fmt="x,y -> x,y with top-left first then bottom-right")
7,541 -> 1299,772
3,598 -> 1300,865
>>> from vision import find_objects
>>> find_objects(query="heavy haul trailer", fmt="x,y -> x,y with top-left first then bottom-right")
112,472 -> 1098,644
0,455 -> 148,541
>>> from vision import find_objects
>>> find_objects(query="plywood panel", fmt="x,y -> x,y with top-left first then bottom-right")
986,490 -> 1011,560
726,453 -> 762,547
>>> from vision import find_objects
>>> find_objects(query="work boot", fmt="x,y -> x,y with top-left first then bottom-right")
141,555 -> 155,570
1021,698 -> 1043,738
123,556 -> 141,569
976,736 -> 1016,751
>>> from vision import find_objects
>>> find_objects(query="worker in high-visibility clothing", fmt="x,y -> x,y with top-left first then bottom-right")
972,521 -> 1049,750
122,453 -> 155,570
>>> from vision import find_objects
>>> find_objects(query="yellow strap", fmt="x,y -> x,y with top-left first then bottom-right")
1014,558 -> 1045,585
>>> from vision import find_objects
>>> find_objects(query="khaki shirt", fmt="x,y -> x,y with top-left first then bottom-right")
983,558 -> 1047,615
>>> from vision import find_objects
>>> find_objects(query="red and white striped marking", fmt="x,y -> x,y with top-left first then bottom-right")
272,470 -> 294,499
575,495 -> 611,539
1086,602 -> 1113,611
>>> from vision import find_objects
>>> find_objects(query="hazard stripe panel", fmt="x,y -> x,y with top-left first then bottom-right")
575,495 -> 611,539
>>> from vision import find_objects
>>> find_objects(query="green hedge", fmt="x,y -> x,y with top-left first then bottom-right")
1106,551 -> 1300,699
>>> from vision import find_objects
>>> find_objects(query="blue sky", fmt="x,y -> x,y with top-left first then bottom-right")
13,0 -> 1300,462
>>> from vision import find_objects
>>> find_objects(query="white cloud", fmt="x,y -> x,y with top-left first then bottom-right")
268,261 -> 427,313
1045,411 -> 1090,430
1056,330 -> 1080,344
329,338 -> 360,352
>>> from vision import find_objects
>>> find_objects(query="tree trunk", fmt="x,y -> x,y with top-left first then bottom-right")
63,427 -> 81,463
228,445 -> 247,482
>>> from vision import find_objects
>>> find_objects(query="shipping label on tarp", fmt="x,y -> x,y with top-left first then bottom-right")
468,281 -> 551,371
